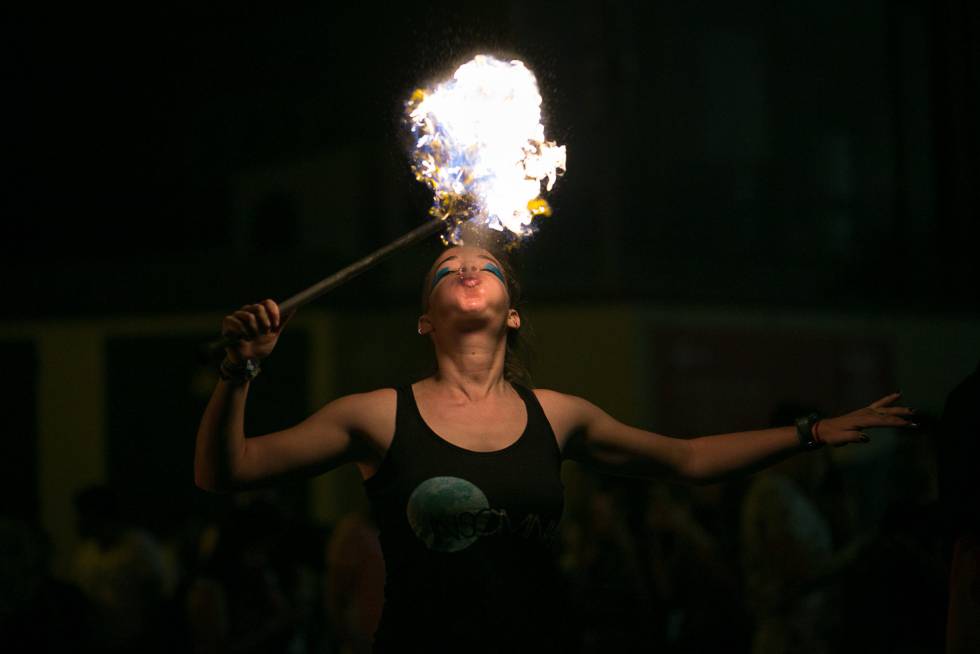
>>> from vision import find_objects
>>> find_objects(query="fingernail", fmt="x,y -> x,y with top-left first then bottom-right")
909,422 -> 919,428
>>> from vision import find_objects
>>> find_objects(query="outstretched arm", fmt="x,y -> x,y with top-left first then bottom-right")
685,392 -> 915,482
537,390 -> 916,483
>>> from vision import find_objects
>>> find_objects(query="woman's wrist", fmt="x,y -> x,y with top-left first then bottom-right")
219,357 -> 261,384
794,412 -> 824,451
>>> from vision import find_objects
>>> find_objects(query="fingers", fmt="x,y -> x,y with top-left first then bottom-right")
257,299 -> 293,333
873,406 -> 916,417
222,301 -> 279,339
825,399 -> 919,446
239,309 -> 263,336
221,314 -> 246,339
834,430 -> 870,447
851,415 -> 915,432
874,412 -> 916,427
869,392 -> 902,409
864,393 -> 919,429
865,405 -> 918,429
260,299 -> 282,331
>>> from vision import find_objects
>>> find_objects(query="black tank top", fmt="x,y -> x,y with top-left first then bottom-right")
364,383 -> 573,652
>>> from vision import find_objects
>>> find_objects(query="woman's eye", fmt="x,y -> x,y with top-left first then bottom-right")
431,267 -> 453,290
482,263 -> 505,285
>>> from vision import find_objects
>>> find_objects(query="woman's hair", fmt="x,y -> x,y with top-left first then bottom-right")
420,231 -> 533,388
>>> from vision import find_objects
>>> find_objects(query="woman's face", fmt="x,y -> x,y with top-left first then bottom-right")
420,246 -> 518,335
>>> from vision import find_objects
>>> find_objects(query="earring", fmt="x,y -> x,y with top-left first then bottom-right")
418,327 -> 423,335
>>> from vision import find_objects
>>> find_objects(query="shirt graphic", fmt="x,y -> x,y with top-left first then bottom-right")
406,476 -> 559,553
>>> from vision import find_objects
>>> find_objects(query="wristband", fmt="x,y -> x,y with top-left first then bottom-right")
219,357 -> 261,384
795,412 -> 824,451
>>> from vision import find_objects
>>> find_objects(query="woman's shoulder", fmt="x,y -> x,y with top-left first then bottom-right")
317,388 -> 397,435
320,388 -> 398,465
529,388 -> 598,440
330,387 -> 397,409
529,387 -> 567,403
530,387 -> 590,411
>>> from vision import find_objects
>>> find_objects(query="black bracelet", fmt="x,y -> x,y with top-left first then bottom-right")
795,412 -> 823,451
219,357 -> 261,384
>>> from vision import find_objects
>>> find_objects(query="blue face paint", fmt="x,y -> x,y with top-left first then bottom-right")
482,262 -> 506,286
429,261 -> 506,293
430,267 -> 454,291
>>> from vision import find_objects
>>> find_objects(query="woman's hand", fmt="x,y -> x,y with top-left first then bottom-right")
816,392 -> 917,446
221,299 -> 291,363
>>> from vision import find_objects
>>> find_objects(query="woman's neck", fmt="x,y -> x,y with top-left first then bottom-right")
429,331 -> 509,401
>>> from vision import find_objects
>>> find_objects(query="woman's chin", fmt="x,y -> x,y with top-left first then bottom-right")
451,292 -> 493,313
430,292 -> 508,331
446,305 -> 503,333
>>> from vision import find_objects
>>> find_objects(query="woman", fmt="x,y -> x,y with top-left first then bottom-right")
195,243 -> 916,651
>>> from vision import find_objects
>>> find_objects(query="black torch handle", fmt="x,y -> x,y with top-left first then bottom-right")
200,218 -> 447,362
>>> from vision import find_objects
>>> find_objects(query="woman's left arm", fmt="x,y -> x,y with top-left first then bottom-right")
537,390 -> 916,483
684,392 -> 915,482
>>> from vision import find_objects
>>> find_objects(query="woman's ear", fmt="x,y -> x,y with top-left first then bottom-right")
418,315 -> 433,335
506,309 -> 521,330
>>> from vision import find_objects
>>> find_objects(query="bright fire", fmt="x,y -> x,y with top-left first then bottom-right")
406,54 -> 566,244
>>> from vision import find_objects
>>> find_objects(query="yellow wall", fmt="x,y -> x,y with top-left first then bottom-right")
35,327 -> 106,578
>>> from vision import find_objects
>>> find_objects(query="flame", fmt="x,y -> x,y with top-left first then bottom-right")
406,55 -> 566,244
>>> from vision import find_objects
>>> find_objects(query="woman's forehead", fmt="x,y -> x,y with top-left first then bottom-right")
431,246 -> 499,269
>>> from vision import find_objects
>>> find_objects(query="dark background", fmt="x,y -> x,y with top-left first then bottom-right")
5,1 -> 977,318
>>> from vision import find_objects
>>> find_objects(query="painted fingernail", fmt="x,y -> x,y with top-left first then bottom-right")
909,422 -> 919,428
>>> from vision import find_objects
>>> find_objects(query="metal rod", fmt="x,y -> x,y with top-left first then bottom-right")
201,218 -> 447,361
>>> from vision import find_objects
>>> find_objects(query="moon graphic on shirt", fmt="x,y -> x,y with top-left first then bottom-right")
407,476 -> 490,552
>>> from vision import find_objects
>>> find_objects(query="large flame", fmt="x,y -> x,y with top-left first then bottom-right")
407,55 -> 566,244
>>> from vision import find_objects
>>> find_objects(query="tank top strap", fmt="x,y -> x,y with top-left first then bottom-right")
393,383 -> 427,447
511,383 -> 561,458
363,385 -> 426,492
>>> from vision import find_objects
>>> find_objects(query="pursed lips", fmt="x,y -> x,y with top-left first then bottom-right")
458,271 -> 481,288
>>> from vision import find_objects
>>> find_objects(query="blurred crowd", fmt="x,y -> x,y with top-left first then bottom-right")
0,396 -> 969,653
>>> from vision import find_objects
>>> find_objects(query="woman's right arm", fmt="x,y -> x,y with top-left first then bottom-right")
194,300 -> 388,492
